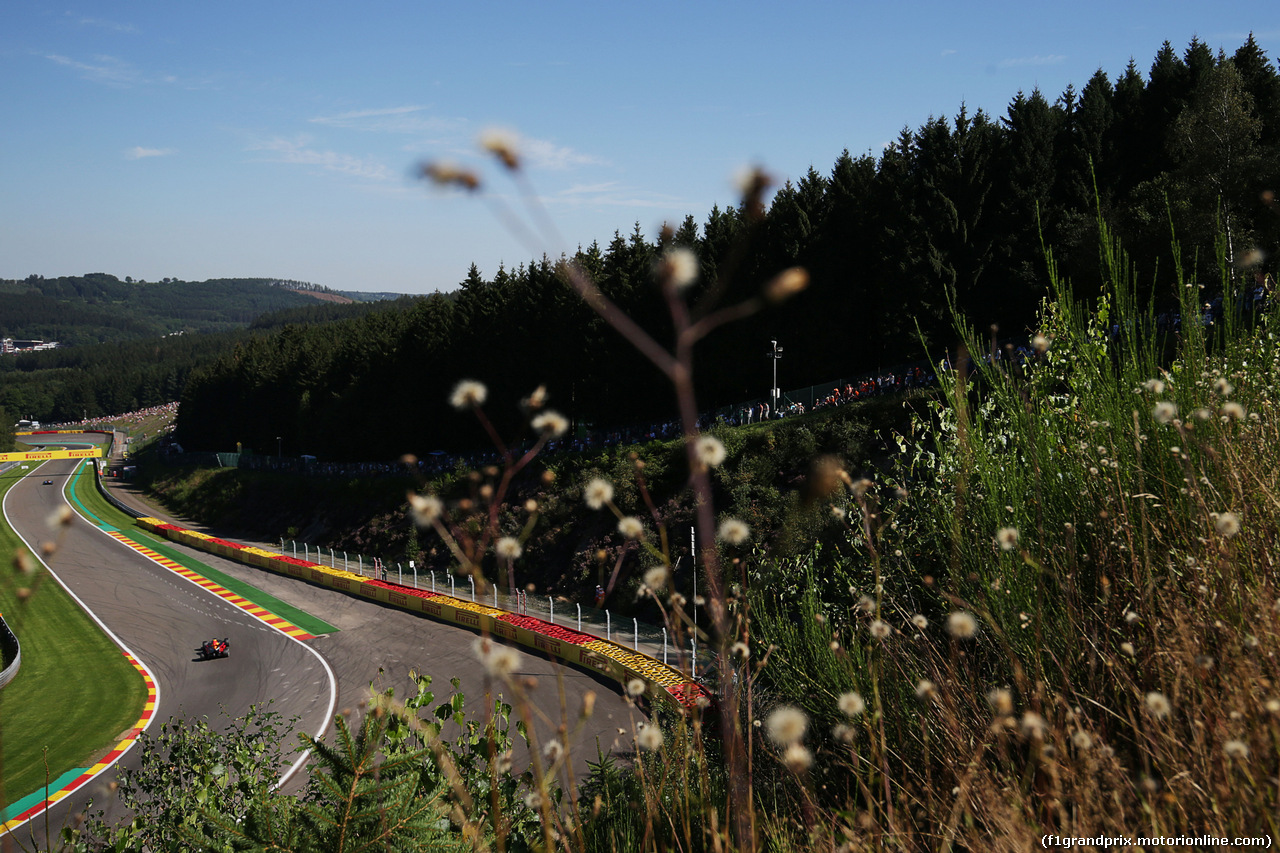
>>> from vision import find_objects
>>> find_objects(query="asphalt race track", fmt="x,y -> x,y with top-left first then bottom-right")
3,442 -> 636,846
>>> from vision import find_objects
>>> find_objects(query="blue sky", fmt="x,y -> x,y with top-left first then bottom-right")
2,2 -> 1275,294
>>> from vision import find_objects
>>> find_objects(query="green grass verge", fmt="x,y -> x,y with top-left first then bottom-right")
0,465 -> 148,814
69,463 -> 337,637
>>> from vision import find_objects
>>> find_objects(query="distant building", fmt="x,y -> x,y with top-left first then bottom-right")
1,338 -> 59,355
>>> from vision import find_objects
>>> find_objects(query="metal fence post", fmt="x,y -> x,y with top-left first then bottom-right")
304,544 -> 309,562
663,628 -> 668,665
358,555 -> 363,574
606,610 -> 611,641
469,576 -> 475,602
576,603 -> 582,632
634,618 -> 639,651
691,639 -> 697,679
398,563 -> 403,584
344,552 -> 348,571
549,596 -> 554,624
493,584 -> 498,608
450,575 -> 455,597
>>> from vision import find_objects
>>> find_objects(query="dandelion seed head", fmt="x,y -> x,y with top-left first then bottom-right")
1215,511 -> 1241,537
996,527 -> 1019,551
408,493 -> 444,526
695,435 -> 727,467
782,743 -> 813,772
495,537 -> 523,560
422,160 -> 480,191
478,127 -> 520,169
1145,691 -> 1172,719
987,688 -> 1013,715
1215,377 -> 1234,396
1143,378 -> 1166,394
869,619 -> 891,640
1153,401 -> 1177,424
765,706 -> 808,746
911,614 -> 929,630
838,692 -> 866,717
584,478 -> 614,510
450,379 -> 488,410
1222,401 -> 1245,420
947,611 -> 978,639
717,518 -> 751,546
531,410 -> 569,437
617,516 -> 644,540
626,679 -> 646,698
731,641 -> 750,659
636,723 -> 664,751
916,679 -> 937,700
643,566 -> 669,593
657,247 -> 699,291
543,738 -> 565,763
473,637 -> 521,678
1020,711 -> 1046,739
1072,730 -> 1093,750
1032,334 -> 1049,354
1224,739 -> 1249,760
831,505 -> 847,520
833,723 -> 855,743
1120,642 -> 1136,657
764,267 -> 810,302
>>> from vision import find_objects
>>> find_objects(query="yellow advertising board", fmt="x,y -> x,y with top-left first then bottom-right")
0,448 -> 103,462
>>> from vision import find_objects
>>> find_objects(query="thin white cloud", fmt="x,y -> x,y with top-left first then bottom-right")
521,136 -> 608,171
77,16 -> 137,33
248,136 -> 393,181
544,181 -> 683,209
941,49 -> 957,57
998,54 -> 1067,68
126,147 -> 175,160
44,52 -> 143,86
310,105 -> 464,135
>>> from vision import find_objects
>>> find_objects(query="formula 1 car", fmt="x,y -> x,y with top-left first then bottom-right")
42,480 -> 53,485
197,638 -> 230,660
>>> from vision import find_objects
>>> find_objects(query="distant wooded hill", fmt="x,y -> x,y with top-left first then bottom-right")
0,274 -> 406,346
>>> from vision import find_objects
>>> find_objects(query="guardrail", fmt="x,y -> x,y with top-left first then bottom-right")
136,517 -> 711,713
0,614 -> 21,690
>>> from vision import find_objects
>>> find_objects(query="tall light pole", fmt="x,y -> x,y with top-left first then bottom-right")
276,436 -> 282,459
767,340 -> 783,412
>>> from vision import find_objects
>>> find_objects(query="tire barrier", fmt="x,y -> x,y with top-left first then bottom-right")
136,517 -> 712,713
0,614 -> 20,690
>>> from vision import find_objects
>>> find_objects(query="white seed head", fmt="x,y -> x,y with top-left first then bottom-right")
658,247 -> 699,290
478,127 -> 520,169
626,678 -> 646,698
838,692 -> 866,718
1223,739 -> 1249,760
643,566 -> 669,592
717,518 -> 751,546
782,742 -> 813,772
636,723 -> 664,751
695,435 -> 727,467
531,410 -> 569,438
617,516 -> 644,540
1145,691 -> 1172,719
869,619 -> 891,639
1142,378 -> 1166,394
986,688 -> 1013,715
408,493 -> 444,526
947,611 -> 978,639
996,527 -> 1019,551
916,679 -> 937,700
584,478 -> 614,510
1215,512 -> 1241,537
911,614 -> 929,630
1153,401 -> 1177,424
473,637 -> 521,678
765,706 -> 808,746
495,537 -> 523,560
450,379 -> 488,410
543,738 -> 565,763
1072,730 -> 1093,750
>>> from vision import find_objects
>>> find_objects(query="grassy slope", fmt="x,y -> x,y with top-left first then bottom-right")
0,466 -> 147,813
